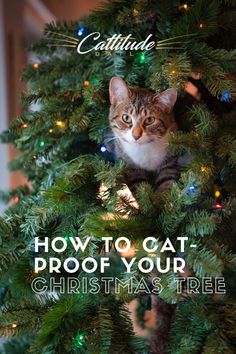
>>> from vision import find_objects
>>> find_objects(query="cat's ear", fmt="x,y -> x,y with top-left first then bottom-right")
109,77 -> 129,105
156,88 -> 177,113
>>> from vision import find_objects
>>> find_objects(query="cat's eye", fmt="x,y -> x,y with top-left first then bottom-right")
144,116 -> 155,126
122,114 -> 132,124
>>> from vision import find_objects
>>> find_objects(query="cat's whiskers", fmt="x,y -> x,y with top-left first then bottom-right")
104,136 -> 120,143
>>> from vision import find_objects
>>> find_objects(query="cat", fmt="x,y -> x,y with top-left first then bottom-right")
108,77 -> 179,354
108,77 -> 179,191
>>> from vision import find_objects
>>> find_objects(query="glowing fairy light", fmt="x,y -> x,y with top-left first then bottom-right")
39,141 -> 45,148
100,146 -> 107,153
77,27 -> 85,36
56,120 -> 65,128
139,52 -> 146,64
83,80 -> 90,87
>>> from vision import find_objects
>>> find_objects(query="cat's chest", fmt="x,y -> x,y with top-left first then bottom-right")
120,140 -> 166,171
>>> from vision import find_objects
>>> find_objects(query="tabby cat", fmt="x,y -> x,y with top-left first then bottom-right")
108,77 -> 179,191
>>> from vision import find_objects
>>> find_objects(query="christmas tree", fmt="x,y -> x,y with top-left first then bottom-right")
1,0 -> 236,353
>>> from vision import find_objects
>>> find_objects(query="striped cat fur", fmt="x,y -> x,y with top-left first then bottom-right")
108,77 -> 179,191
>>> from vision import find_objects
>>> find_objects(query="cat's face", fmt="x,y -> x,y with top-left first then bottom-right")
109,77 -> 177,145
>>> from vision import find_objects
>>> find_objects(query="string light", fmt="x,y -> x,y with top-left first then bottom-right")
64,235 -> 70,242
73,333 -> 85,349
33,63 -> 40,69
39,141 -> 45,148
12,323 -> 17,328
55,120 -> 65,128
33,155 -> 37,159
100,146 -> 107,153
198,22 -> 204,29
179,3 -> 189,12
149,252 -> 157,257
132,8 -> 139,16
201,166 -> 207,173
215,203 -> 222,210
21,123 -> 28,129
215,190 -> 221,198
77,27 -> 85,36
221,90 -> 231,102
14,196 -> 19,203
83,80 -> 90,87
138,52 -> 146,64
49,128 -> 53,133
188,185 -> 197,195
8,196 -> 20,207
78,334 -> 84,341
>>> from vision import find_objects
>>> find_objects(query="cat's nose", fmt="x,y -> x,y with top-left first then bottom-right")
132,126 -> 142,140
